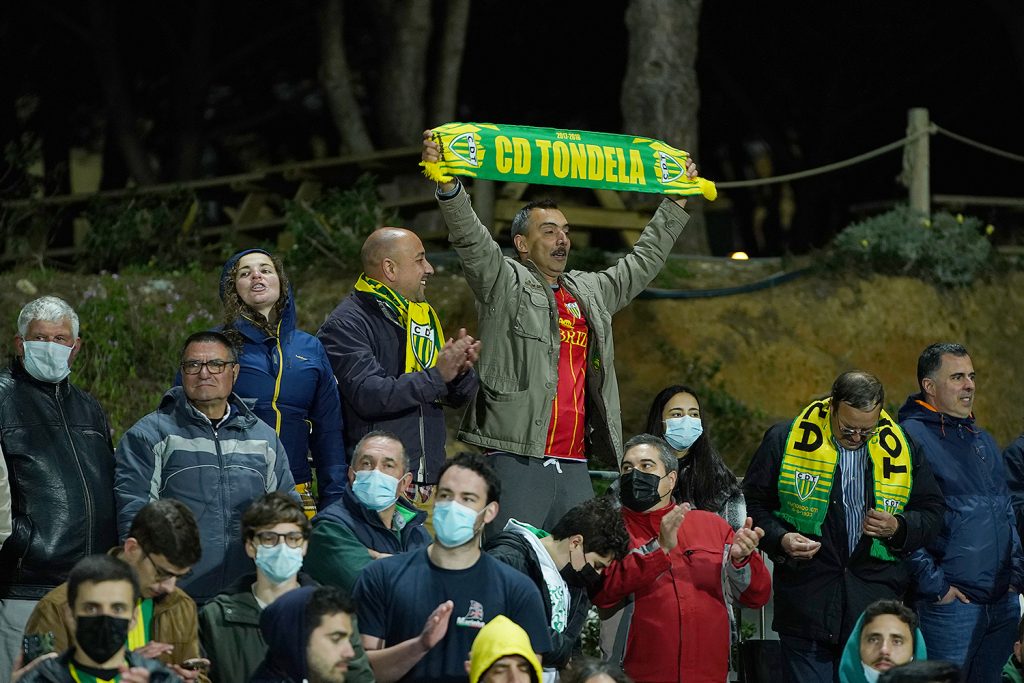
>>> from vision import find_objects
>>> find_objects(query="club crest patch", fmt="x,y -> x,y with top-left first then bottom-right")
566,301 -> 581,319
410,321 -> 437,368
794,470 -> 820,502
456,600 -> 486,629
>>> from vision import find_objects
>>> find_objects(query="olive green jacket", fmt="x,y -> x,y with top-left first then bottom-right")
437,186 -> 689,464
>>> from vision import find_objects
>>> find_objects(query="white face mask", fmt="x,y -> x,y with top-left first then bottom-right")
21,341 -> 73,383
862,662 -> 880,683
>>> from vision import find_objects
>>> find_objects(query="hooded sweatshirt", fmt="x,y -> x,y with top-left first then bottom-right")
468,615 -> 543,683
218,249 -> 347,506
251,585 -> 316,683
837,611 -> 927,683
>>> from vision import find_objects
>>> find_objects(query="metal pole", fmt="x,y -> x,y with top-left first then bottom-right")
908,108 -> 930,216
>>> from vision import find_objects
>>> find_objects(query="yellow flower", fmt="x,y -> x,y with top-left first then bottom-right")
921,219 -> 931,228
860,239 -> 869,248
956,214 -> 964,223
986,224 -> 995,235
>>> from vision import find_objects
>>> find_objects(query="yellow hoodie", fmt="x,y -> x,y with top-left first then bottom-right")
468,615 -> 543,683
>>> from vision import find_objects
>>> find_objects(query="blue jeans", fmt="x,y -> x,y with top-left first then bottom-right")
916,591 -> 1020,683
778,634 -> 842,683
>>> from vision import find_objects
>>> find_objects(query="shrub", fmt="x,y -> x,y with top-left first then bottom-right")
285,174 -> 396,272
830,206 -> 992,286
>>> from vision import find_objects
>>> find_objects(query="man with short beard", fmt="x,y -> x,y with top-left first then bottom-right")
422,132 -> 700,534
900,343 -> 1024,681
838,600 -> 926,683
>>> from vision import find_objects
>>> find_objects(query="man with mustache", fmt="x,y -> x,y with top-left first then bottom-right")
838,600 -> 926,683
422,131 -> 698,533
899,343 -> 1024,682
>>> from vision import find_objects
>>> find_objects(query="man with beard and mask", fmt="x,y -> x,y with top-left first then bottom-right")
484,497 -> 629,679
353,452 -> 551,683
305,432 -> 431,594
900,343 -> 1024,682
594,434 -> 770,683
744,371 -> 944,683
26,499 -> 204,681
422,133 -> 699,535
199,493 -> 373,683
248,586 -> 358,683
0,296 -> 118,676
16,555 -> 178,683
838,600 -> 927,683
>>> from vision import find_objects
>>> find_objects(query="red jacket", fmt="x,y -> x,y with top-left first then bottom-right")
595,506 -> 771,683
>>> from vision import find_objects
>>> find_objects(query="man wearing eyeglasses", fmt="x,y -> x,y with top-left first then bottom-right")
115,331 -> 295,606
25,499 -> 207,680
743,370 -> 944,683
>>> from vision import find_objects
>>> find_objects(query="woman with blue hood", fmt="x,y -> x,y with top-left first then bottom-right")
839,599 -> 928,683
220,249 -> 346,515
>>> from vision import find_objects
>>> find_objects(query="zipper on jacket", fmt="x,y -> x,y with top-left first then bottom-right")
270,319 -> 285,434
417,405 -> 426,483
56,383 -> 94,557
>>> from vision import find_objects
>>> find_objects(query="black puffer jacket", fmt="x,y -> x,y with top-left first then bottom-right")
484,529 -> 589,669
0,359 -> 117,599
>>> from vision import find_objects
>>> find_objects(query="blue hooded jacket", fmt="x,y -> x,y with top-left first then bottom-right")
899,394 -> 1024,603
219,249 -> 346,506
837,610 -> 928,683
251,586 -> 316,683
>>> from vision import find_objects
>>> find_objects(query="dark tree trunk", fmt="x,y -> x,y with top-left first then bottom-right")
319,0 -> 374,154
621,0 -> 708,254
428,0 -> 470,125
170,1 -> 215,180
373,0 -> 431,148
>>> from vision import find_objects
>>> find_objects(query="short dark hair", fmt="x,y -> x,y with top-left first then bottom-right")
128,499 -> 202,569
303,586 -> 355,636
180,330 -> 238,364
510,198 -> 560,241
549,497 -> 630,560
242,492 -> 310,542
623,434 -> 677,475
560,657 -> 632,683
916,342 -> 970,391
831,370 -> 884,412
877,660 -> 961,683
353,430 -> 408,473
861,599 -> 918,633
438,452 -> 501,505
68,555 -> 141,609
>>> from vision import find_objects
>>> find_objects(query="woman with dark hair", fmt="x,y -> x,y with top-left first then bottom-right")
219,249 -> 346,516
645,384 -> 745,529
560,657 -> 633,683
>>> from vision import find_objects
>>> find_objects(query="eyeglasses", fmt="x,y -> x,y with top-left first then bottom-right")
181,359 -> 237,375
835,419 -> 878,439
143,550 -> 193,582
253,531 -> 307,548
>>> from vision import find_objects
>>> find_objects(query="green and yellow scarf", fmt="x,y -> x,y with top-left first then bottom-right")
355,274 -> 445,373
421,122 -> 717,200
777,398 -> 913,561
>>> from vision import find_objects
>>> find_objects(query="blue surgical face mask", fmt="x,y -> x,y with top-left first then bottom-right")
254,542 -> 304,584
432,500 -> 483,548
664,415 -> 703,451
352,469 -> 401,511
862,663 -> 880,683
21,340 -> 73,383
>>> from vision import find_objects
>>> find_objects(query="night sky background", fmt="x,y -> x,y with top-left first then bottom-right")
3,1 -> 1023,256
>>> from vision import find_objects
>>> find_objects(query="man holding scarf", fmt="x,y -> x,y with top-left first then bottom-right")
318,227 -> 480,501
743,370 -> 944,683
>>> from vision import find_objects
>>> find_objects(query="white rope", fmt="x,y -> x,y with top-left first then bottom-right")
933,125 -> 1024,164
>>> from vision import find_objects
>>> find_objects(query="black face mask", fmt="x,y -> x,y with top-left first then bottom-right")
75,615 -> 130,665
619,470 -> 666,512
560,546 -> 604,592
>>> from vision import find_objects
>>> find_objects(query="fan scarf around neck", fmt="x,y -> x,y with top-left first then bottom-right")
422,122 -> 717,200
355,274 -> 445,373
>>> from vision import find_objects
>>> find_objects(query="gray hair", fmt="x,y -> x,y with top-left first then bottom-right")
917,342 -> 969,391
623,433 -> 678,475
353,430 -> 409,473
17,296 -> 80,338
510,198 -> 560,241
831,370 -> 885,412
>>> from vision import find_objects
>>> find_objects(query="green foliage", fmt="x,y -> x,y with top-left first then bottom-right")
580,607 -> 602,658
830,206 -> 993,286
81,190 -> 203,272
654,343 -> 768,474
568,246 -> 611,273
285,175 -> 396,272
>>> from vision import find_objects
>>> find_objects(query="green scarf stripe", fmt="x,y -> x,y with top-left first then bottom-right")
422,122 -> 718,200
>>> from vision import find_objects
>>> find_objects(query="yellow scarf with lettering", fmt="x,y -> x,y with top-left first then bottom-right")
777,398 -> 913,561
354,274 -> 445,373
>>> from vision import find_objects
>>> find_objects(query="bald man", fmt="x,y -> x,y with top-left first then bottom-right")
317,227 -> 480,501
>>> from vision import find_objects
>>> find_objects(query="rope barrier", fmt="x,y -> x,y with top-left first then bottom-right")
933,125 -> 1024,164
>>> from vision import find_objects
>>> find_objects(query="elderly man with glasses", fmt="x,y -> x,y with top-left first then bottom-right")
743,370 -> 944,683
115,331 -> 295,606
25,499 -> 207,680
